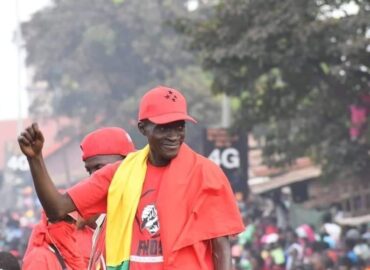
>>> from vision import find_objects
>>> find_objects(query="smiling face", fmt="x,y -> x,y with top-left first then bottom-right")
138,120 -> 185,166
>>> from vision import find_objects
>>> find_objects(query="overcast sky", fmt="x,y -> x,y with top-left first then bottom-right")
0,0 -> 50,120
0,1 -> 360,121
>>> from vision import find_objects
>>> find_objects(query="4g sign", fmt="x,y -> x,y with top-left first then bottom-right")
203,128 -> 248,193
207,147 -> 240,169
7,155 -> 29,172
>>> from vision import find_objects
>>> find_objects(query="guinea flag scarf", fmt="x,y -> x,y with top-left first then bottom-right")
106,143 -> 244,269
106,145 -> 149,270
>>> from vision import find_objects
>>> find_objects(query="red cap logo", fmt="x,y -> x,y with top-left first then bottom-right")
138,86 -> 197,124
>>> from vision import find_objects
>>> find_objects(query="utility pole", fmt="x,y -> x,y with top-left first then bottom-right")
221,93 -> 231,128
15,0 -> 23,134
220,93 -> 250,197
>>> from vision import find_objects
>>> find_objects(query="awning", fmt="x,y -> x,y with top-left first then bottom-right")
335,214 -> 370,226
249,166 -> 321,194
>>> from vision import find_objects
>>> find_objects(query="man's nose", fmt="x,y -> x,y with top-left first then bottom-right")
166,128 -> 180,139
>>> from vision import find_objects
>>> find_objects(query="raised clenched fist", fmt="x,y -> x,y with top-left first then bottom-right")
18,123 -> 45,158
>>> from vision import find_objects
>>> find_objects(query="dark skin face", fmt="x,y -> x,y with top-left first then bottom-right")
138,120 -> 185,166
84,154 -> 124,175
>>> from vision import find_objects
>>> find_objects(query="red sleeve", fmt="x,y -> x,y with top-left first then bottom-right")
170,159 -> 244,251
67,161 -> 120,218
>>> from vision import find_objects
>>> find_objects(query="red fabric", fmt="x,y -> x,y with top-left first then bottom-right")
130,163 -> 165,270
80,127 -> 135,161
23,212 -> 87,270
138,86 -> 196,124
265,225 -> 279,235
350,105 -> 367,125
68,161 -> 121,218
326,250 -> 338,264
22,246 -> 66,270
75,227 -> 94,266
350,105 -> 368,139
69,144 -> 244,269
300,224 -> 315,243
156,144 -> 244,269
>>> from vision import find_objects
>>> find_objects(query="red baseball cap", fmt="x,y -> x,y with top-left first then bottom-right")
138,86 -> 197,124
80,127 -> 135,161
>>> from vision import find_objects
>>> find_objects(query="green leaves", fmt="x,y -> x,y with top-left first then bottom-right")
112,0 -> 125,4
83,25 -> 117,55
181,0 -> 370,178
22,0 -> 222,144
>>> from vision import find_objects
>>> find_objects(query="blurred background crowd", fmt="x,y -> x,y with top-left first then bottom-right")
1,184 -> 370,269
232,193 -> 370,270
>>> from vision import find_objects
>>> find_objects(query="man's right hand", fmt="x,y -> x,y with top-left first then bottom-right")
18,123 -> 45,158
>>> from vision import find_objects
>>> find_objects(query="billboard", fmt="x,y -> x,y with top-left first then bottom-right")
203,128 -> 248,194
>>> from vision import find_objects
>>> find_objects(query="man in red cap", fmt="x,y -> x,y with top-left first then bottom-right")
18,85 -> 244,270
22,127 -> 135,270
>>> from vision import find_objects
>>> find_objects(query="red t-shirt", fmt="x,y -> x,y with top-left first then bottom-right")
67,161 -> 121,218
68,160 -> 166,269
75,227 -> 94,266
23,246 -> 69,270
130,162 -> 165,270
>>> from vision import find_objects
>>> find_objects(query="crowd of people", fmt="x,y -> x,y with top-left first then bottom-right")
0,189 -> 39,263
232,195 -> 370,270
0,209 -> 29,260
1,183 -> 370,269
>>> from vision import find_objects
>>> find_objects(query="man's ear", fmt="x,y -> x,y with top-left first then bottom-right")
138,121 -> 146,136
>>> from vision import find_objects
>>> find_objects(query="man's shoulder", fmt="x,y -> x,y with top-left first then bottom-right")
96,160 -> 122,176
73,160 -> 121,187
194,151 -> 222,170
180,144 -> 225,175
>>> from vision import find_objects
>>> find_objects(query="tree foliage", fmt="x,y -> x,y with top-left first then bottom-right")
179,0 -> 370,179
22,0 -> 222,146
